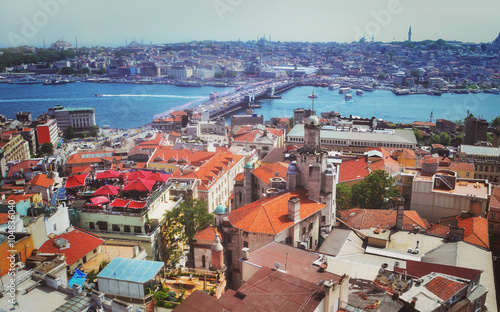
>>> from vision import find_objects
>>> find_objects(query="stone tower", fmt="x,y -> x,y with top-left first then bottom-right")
211,233 -> 224,271
289,115 -> 338,233
408,26 -> 412,42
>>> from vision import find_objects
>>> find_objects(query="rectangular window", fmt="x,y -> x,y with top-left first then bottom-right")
492,213 -> 496,220
124,225 -> 131,233
112,224 -> 120,232
89,222 -> 95,230
202,255 -> 206,268
302,227 -> 306,235
243,241 -> 249,248
134,226 -> 142,234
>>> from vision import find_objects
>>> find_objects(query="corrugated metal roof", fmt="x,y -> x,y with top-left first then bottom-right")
460,145 -> 500,157
97,257 -> 163,284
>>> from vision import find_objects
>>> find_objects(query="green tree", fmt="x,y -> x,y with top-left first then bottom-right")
214,72 -> 224,78
39,142 -> 54,156
439,132 -> 452,146
492,115 -> 500,127
97,68 -> 107,75
487,133 -> 493,143
64,126 -> 76,140
336,183 -> 352,211
452,134 -> 463,147
413,128 -> 423,144
60,67 -> 75,75
162,200 -> 213,267
351,170 -> 400,209
316,70 -> 323,76
410,69 -> 421,78
89,125 -> 99,137
377,73 -> 387,80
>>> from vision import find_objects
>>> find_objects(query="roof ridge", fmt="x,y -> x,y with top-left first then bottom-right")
263,204 -> 279,234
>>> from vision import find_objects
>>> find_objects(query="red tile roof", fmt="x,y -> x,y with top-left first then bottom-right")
341,208 -> 428,231
233,126 -> 283,143
229,188 -> 326,235
252,162 -> 288,184
448,162 -> 474,172
435,215 -> 490,249
194,226 -> 223,242
30,174 -> 54,188
6,160 -> 39,178
489,187 -> 500,209
339,158 -> 369,183
6,193 -> 37,204
395,260 -> 482,281
38,227 -> 104,266
0,213 -> 9,225
425,276 -> 467,301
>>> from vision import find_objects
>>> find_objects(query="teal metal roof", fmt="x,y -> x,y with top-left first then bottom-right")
244,162 -> 253,169
460,145 -> 500,157
214,203 -> 227,214
97,257 -> 163,283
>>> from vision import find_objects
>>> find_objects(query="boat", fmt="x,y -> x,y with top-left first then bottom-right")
43,79 -> 72,85
485,88 -> 499,95
9,76 -> 43,84
176,81 -> 202,87
361,85 -> 374,92
393,89 -> 410,95
470,89 -> 479,94
356,89 -> 364,96
308,93 -> 318,99
339,87 -> 352,94
95,93 -> 103,97
427,90 -> 442,96
345,94 -> 353,101
328,84 -> 340,90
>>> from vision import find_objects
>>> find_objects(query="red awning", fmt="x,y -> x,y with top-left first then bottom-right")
109,198 -> 130,208
65,174 -> 89,188
90,196 -> 110,205
122,178 -> 155,192
128,200 -> 147,209
93,185 -> 120,196
96,170 -> 120,180
145,172 -> 171,183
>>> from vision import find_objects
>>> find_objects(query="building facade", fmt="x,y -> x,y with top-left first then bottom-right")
48,105 -> 96,133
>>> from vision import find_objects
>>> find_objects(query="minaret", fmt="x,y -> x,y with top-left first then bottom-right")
430,111 -> 433,123
408,26 -> 412,42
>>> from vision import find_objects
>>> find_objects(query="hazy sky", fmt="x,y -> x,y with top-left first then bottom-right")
1,0 -> 499,48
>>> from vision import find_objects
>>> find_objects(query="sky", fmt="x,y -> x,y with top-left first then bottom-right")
1,0 -> 499,48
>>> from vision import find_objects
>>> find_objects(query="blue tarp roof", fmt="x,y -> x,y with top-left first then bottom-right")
68,269 -> 87,288
97,257 -> 163,284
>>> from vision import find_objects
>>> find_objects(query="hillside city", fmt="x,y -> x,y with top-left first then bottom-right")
0,33 -> 500,312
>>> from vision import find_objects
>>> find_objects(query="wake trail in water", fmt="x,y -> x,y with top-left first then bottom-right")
99,94 -> 204,99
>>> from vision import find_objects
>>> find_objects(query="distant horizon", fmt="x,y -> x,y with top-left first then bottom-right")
1,0 -> 499,49
1,36 -> 498,50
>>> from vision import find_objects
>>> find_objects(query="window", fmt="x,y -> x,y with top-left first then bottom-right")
485,166 -> 489,172
53,224 -> 57,232
308,223 -> 313,231
124,225 -> 131,233
202,255 -> 206,268
134,226 -> 142,234
89,222 -> 95,230
82,255 -> 87,263
93,248 -> 97,254
321,216 -> 326,223
243,241 -> 249,248
302,227 -> 306,235
466,172 -> 470,177
112,224 -> 120,232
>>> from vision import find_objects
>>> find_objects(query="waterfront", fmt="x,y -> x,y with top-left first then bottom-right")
0,82 -> 498,129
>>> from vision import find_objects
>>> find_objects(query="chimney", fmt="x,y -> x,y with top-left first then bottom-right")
211,233 -> 224,271
288,197 -> 300,222
396,197 -> 405,230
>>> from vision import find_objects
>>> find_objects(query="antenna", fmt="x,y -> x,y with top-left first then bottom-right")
274,262 -> 281,270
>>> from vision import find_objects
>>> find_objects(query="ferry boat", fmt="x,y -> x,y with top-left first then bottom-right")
345,94 -> 353,101
470,89 -> 479,94
10,76 -> 43,84
328,84 -> 340,90
176,81 -> 202,87
95,93 -> 103,97
485,88 -> 499,95
356,89 -> 364,96
427,90 -> 442,96
361,85 -> 374,92
393,89 -> 410,96
339,87 -> 352,94
308,91 -> 318,98
43,79 -> 72,85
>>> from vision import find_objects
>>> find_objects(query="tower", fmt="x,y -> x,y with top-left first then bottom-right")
430,111 -> 433,123
408,26 -> 412,42
211,233 -> 224,271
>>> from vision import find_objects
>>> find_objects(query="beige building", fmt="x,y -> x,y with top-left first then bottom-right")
409,168 -> 490,223
459,145 -> 500,183
0,133 -> 30,163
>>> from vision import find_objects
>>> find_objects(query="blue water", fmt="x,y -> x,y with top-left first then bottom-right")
0,83 -> 498,128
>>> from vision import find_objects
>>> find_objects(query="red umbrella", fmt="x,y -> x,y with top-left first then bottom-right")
122,178 -> 155,192
65,173 -> 89,188
90,196 -> 110,205
145,172 -> 171,183
127,170 -> 152,181
93,185 -> 120,196
96,170 -> 120,180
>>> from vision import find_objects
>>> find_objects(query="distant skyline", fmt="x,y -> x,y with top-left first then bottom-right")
1,0 -> 499,48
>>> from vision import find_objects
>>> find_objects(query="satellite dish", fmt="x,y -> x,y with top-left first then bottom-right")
318,280 -> 324,286
274,262 -> 281,270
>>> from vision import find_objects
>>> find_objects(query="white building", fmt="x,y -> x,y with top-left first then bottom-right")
48,105 -> 96,132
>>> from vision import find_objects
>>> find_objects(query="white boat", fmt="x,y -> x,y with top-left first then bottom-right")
356,89 -> 364,96
345,94 -> 353,101
339,87 -> 352,94
328,84 -> 340,90
361,85 -> 374,92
